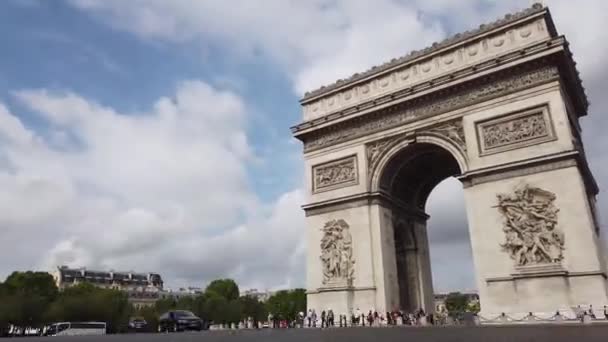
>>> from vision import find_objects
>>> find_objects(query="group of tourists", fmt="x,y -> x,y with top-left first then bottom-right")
303,308 -> 438,328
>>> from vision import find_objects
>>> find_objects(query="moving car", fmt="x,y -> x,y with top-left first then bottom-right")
158,310 -> 207,332
127,317 -> 148,332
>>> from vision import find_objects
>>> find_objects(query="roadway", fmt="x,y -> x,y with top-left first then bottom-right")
24,324 -> 608,342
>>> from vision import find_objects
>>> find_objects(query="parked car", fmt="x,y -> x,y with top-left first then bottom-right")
127,317 -> 148,332
158,310 -> 207,332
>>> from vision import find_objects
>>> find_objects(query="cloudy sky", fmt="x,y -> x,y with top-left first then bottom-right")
1,0 -> 607,293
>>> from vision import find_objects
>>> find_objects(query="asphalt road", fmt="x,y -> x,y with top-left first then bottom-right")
21,325 -> 608,342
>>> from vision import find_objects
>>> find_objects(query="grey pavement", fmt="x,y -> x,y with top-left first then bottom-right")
20,325 -> 608,342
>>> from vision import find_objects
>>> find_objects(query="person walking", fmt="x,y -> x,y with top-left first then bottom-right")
307,309 -> 312,328
311,310 -> 318,328
321,310 -> 327,328
327,309 -> 334,327
355,308 -> 362,326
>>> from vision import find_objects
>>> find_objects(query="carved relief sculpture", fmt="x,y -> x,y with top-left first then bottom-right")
495,185 -> 564,266
482,111 -> 549,150
427,120 -> 466,151
313,156 -> 357,192
320,219 -> 355,285
366,135 -> 404,176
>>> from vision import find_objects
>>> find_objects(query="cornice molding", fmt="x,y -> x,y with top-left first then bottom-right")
298,61 -> 560,152
301,3 -> 550,102
303,191 -> 428,219
293,37 -> 567,136
458,150 -> 597,194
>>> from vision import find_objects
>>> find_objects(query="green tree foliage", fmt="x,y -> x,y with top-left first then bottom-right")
133,306 -> 159,332
45,283 -> 132,333
265,289 -> 306,321
154,297 -> 177,314
0,272 -> 59,331
204,279 -> 239,301
444,292 -> 470,316
239,295 -> 267,323
203,291 -> 229,324
4,271 -> 58,301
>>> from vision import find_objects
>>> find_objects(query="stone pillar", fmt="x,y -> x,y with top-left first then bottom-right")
463,165 -> 608,317
413,219 -> 435,313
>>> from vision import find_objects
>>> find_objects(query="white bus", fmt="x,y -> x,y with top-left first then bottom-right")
44,322 -> 106,336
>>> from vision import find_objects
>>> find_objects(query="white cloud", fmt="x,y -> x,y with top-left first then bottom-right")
69,0 -> 446,94
0,81 -> 305,289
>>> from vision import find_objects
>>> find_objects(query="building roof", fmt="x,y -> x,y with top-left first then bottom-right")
300,3 -> 549,102
56,265 -> 163,286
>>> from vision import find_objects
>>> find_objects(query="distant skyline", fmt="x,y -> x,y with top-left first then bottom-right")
1,0 -> 607,294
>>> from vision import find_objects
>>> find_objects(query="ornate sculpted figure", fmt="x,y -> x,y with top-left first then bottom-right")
496,185 -> 564,266
320,219 -> 355,285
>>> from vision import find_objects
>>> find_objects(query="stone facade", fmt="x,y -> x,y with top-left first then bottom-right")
293,4 -> 607,320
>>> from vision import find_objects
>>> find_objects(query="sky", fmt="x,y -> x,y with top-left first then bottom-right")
1,0 -> 607,294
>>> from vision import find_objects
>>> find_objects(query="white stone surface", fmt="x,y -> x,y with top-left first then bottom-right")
298,5 -> 607,320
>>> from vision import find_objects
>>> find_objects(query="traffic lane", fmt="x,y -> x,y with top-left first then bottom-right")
28,325 -> 608,342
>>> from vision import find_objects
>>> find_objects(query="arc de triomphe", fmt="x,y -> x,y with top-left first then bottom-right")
291,4 -> 608,318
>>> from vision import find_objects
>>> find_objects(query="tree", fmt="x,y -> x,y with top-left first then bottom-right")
444,292 -> 470,316
133,306 -> 159,332
203,291 -> 229,325
4,271 -> 58,301
154,297 -> 177,315
1,272 -> 59,331
204,279 -> 239,301
266,289 -> 306,321
45,283 -> 132,333
239,295 -> 267,323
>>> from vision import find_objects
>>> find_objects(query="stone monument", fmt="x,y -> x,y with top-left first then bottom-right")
291,3 -> 608,319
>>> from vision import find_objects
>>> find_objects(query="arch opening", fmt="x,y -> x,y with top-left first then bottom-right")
379,142 -> 461,210
378,142 -> 470,313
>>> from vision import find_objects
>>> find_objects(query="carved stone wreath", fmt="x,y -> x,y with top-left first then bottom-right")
320,219 -> 355,285
495,184 -> 564,266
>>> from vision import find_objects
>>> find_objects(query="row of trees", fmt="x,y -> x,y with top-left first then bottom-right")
0,271 -> 306,334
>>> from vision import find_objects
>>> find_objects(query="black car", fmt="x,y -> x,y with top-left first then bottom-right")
158,310 -> 207,332
127,317 -> 148,332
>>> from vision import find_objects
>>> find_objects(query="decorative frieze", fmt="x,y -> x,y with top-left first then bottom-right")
477,105 -> 555,155
301,8 -> 549,121
320,219 -> 355,285
312,155 -> 358,193
496,184 -> 564,266
303,65 -> 559,152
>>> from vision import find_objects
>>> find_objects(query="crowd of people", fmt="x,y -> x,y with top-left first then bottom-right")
301,308 -> 443,328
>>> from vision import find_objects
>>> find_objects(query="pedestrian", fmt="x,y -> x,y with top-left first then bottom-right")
321,310 -> 326,328
307,309 -> 312,327
327,309 -> 334,327
311,309 -> 317,328
367,310 -> 374,326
